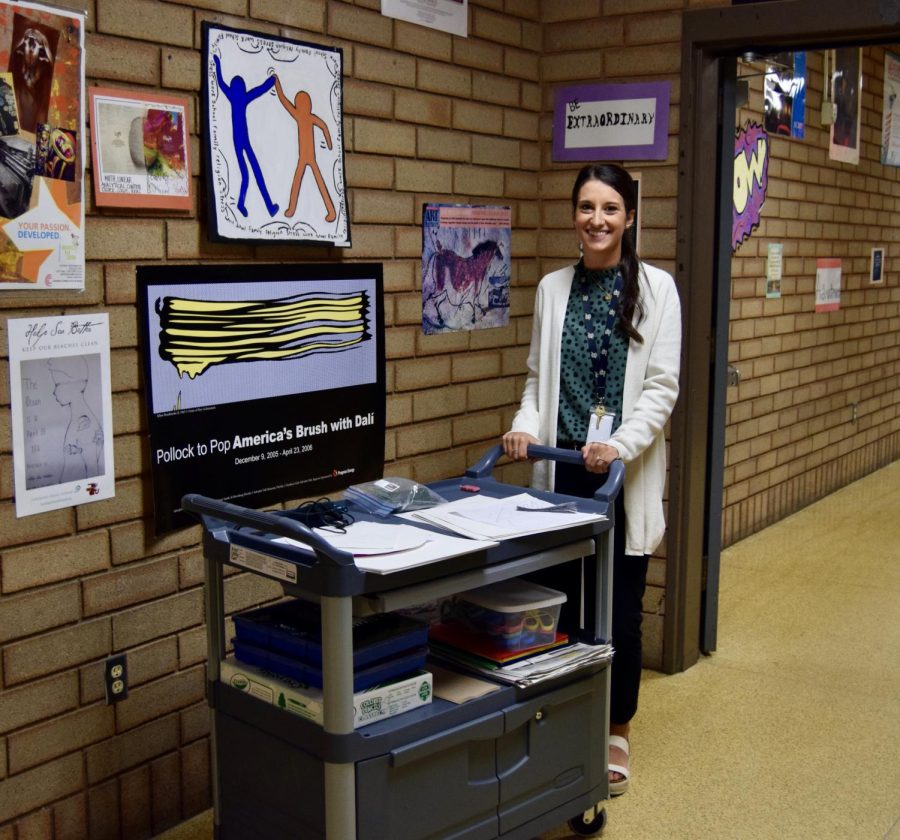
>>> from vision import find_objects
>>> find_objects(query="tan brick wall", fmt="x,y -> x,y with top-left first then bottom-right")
725,48 -> 900,545
6,0 -> 894,836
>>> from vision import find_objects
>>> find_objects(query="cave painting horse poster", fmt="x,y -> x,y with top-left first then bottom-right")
137,263 -> 385,533
422,204 -> 511,334
0,0 -> 85,289
202,23 -> 349,247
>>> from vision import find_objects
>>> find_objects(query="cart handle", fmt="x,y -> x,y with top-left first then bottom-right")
181,493 -> 355,566
465,443 -> 625,503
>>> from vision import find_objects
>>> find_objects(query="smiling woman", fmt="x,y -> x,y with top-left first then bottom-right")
503,162 -> 682,797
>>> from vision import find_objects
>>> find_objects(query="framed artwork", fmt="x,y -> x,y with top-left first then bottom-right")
137,262 -> 384,533
552,81 -> 669,162
202,22 -> 349,246
88,86 -> 191,210
0,0 -> 85,290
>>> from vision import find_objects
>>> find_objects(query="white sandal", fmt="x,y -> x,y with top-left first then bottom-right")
608,734 -> 631,796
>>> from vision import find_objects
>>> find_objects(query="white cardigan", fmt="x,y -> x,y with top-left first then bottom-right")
510,262 -> 682,555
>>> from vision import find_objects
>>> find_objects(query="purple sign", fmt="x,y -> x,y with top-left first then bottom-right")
552,81 -> 670,162
732,121 -> 769,252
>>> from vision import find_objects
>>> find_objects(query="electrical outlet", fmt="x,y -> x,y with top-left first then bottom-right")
104,654 -> 128,704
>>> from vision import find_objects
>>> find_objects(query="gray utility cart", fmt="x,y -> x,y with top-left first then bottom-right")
184,444 -> 622,840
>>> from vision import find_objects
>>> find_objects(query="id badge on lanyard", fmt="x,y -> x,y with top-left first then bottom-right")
580,270 -> 624,445
586,406 -> 615,442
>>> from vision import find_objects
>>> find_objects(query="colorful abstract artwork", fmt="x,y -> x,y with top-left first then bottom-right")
89,87 -> 191,210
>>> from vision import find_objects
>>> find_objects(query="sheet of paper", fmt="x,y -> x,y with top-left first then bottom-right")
430,664 -> 502,704
311,522 -> 430,556
275,524 -> 498,574
401,493 -> 606,540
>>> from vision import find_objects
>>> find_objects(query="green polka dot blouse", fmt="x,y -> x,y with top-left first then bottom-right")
556,262 -> 629,447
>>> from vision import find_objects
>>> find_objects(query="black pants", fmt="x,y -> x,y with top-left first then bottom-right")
529,460 -> 648,725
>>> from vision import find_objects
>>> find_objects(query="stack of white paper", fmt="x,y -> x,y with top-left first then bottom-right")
274,521 -> 498,574
401,493 -> 606,540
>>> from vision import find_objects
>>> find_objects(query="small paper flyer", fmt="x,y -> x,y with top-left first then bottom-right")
815,258 -> 841,312
8,313 -> 115,517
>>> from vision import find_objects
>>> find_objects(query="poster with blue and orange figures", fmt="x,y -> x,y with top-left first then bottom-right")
203,22 -> 349,247
0,0 -> 85,290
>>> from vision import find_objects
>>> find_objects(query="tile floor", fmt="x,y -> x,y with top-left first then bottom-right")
158,461 -> 900,840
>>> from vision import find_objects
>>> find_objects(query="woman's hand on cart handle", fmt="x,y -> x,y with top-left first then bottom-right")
502,431 -> 541,462
581,442 -> 619,474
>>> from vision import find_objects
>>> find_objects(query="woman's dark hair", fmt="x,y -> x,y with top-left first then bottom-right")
571,163 -> 644,343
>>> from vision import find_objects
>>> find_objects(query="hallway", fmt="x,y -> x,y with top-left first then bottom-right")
544,459 -> 900,839
160,460 -> 900,840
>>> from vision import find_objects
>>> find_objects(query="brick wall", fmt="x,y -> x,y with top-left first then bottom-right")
725,47 -> 900,546
14,0 -> 899,836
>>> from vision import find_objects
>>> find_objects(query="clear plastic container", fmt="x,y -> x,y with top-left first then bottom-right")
451,579 -> 567,651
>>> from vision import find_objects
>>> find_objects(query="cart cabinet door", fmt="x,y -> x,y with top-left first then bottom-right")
356,711 -> 503,840
496,672 -> 606,834
215,711 -> 327,839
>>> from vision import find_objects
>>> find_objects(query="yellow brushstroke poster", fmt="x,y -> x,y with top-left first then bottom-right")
137,263 -> 385,533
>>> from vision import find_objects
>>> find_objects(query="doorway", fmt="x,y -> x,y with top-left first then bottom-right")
664,0 -> 900,674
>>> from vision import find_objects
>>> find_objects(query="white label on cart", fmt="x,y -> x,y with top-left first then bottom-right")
229,545 -> 298,583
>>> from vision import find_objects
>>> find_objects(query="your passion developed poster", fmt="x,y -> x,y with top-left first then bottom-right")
0,0 -> 85,289
137,263 -> 385,533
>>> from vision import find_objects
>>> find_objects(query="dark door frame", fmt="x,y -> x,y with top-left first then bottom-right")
665,0 -> 900,674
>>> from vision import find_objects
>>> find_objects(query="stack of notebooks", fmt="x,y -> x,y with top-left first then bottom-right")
429,620 -> 614,689
232,600 -> 429,691
429,619 -> 570,670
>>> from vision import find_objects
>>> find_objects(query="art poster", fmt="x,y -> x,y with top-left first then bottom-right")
137,263 -> 385,533
7,313 -> 115,517
421,203 -> 510,335
815,258 -> 841,312
764,52 -> 805,139
202,23 -> 349,246
829,47 -> 862,166
881,52 -> 900,167
0,0 -> 85,290
380,0 -> 468,37
88,87 -> 191,210
732,121 -> 768,253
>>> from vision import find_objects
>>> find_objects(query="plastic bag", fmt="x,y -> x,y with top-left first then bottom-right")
344,476 -> 448,516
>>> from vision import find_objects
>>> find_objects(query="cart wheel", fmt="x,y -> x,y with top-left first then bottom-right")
568,806 -> 606,836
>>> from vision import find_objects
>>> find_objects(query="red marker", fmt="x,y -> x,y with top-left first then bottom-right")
460,484 -> 480,492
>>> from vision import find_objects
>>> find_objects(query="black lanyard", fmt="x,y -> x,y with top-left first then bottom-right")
579,270 -> 624,413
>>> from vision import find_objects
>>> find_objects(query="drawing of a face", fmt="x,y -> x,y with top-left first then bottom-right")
48,356 -> 88,405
